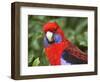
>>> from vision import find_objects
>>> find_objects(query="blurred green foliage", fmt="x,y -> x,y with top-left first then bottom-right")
28,15 -> 88,66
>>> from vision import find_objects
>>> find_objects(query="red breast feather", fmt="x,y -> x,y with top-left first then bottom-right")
45,41 -> 69,65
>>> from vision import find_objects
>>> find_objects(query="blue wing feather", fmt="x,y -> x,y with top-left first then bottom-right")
61,51 -> 71,65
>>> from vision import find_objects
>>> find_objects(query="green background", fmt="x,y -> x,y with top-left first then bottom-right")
28,15 -> 88,66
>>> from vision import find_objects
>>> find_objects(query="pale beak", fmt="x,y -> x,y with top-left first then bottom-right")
46,31 -> 53,42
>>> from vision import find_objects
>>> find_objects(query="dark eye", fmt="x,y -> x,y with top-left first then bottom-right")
54,27 -> 57,32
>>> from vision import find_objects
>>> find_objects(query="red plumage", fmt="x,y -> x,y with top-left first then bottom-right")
43,22 -> 87,65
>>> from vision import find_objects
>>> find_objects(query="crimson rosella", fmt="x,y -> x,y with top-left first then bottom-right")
43,22 -> 87,65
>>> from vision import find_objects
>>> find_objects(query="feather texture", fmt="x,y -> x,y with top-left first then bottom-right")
43,22 -> 87,65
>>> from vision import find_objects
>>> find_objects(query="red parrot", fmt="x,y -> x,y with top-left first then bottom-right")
43,22 -> 87,65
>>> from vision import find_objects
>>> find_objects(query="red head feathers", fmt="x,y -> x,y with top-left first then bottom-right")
43,22 -> 59,32
43,22 -> 66,41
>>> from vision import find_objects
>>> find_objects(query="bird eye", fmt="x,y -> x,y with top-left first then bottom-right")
54,27 -> 57,32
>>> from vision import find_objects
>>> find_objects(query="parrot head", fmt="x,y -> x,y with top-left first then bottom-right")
43,22 -> 65,45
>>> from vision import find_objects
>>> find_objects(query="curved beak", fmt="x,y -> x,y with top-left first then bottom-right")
46,31 -> 53,42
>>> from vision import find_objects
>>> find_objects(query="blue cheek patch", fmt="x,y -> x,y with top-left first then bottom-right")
44,37 -> 49,47
54,34 -> 62,43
